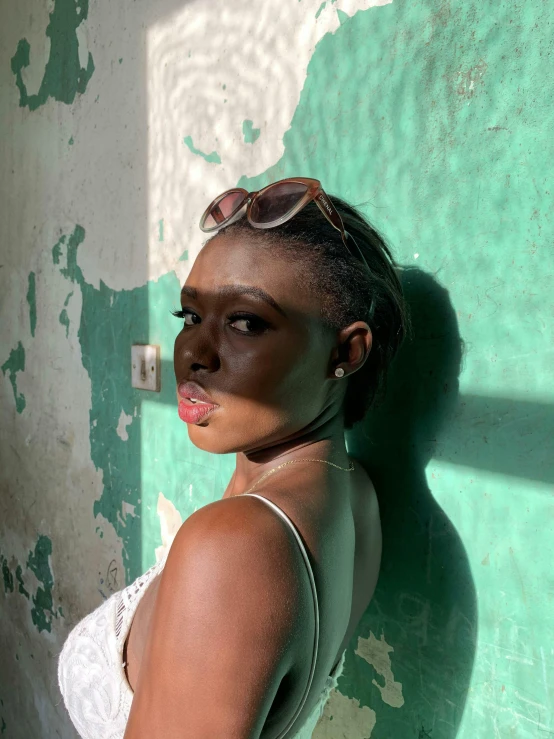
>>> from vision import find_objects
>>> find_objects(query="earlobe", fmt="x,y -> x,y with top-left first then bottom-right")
330,321 -> 371,379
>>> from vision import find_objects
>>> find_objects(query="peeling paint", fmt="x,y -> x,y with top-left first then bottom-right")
355,632 -> 404,708
52,235 -> 65,265
116,410 -> 133,441
26,272 -> 37,337
242,119 -> 261,144
16,565 -> 30,599
183,135 -> 221,164
10,0 -> 95,111
155,492 -> 183,562
59,308 -> 70,337
53,225 -> 148,582
315,2 -> 327,19
1,556 -> 14,594
27,536 -> 56,633
314,690 -> 376,738
1,342 -> 26,413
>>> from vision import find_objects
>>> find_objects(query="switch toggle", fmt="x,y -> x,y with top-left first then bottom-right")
131,345 -> 160,391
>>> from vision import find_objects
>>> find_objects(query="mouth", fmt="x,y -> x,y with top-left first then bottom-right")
177,381 -> 219,425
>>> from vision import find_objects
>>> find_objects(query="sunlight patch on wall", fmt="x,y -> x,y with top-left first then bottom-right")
145,0 -> 392,285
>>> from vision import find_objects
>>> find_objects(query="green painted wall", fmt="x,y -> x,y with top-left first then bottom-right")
1,0 -> 553,736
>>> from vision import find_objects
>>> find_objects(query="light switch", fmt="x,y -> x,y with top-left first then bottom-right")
131,345 -> 160,391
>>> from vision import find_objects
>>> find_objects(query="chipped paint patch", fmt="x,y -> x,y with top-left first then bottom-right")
116,410 -> 133,441
1,556 -> 14,594
58,308 -> 70,337
1,342 -> 26,413
16,565 -> 30,599
155,492 -> 183,562
26,272 -> 37,337
355,632 -> 405,708
10,0 -> 95,111
53,225 -> 148,582
314,690 -> 376,738
242,119 -> 261,144
27,536 -> 56,633
51,235 -> 65,264
183,135 -> 221,164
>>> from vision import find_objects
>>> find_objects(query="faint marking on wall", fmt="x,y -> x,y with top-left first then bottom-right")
355,632 -> 405,708
155,492 -> 183,562
314,690 -> 376,738
10,0 -> 95,111
1,342 -> 26,413
116,410 -> 133,441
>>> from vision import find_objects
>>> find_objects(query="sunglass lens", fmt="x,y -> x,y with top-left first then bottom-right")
250,181 -> 308,225
202,190 -> 247,229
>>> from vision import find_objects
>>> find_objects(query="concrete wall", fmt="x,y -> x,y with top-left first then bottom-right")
1,0 -> 553,736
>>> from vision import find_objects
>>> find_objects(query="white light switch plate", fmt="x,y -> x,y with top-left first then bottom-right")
131,345 -> 160,391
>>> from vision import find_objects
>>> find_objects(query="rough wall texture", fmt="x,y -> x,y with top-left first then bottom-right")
1,0 -> 553,737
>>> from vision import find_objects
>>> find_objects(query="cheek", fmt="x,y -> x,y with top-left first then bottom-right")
187,345 -> 328,454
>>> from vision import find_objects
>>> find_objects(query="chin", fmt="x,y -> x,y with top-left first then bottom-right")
186,417 -> 287,456
186,423 -> 244,455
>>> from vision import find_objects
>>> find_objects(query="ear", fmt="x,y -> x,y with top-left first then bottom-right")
330,321 -> 372,378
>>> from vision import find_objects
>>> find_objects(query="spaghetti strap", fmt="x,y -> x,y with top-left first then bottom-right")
242,493 -> 319,739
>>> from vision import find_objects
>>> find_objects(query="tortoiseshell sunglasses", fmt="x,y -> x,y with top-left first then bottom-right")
199,177 -> 370,271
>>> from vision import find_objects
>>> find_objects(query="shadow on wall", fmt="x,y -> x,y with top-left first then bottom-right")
345,267 -> 477,738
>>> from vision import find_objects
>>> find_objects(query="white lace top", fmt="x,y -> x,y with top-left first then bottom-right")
58,494 -> 346,738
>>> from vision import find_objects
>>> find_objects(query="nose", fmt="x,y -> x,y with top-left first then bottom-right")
174,328 -> 221,376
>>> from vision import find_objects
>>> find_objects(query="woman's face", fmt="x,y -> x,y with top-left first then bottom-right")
173,233 -> 339,455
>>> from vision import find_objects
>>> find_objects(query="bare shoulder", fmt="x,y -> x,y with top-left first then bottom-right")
124,496 -> 313,739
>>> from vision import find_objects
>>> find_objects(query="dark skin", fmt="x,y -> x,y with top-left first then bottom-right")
124,233 -> 382,739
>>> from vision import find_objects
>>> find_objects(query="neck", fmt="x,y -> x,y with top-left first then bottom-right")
226,411 -> 349,497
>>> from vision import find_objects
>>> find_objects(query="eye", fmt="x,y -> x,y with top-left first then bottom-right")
228,313 -> 269,335
172,308 -> 201,326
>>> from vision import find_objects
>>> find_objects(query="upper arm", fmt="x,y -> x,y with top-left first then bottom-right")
124,497 -> 312,739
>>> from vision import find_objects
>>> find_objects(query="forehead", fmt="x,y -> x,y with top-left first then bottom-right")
187,233 -> 319,315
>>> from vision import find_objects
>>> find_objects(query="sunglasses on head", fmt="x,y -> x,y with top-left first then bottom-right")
199,177 -> 370,271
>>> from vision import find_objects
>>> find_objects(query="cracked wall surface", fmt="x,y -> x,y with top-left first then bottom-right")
1,0 -> 553,737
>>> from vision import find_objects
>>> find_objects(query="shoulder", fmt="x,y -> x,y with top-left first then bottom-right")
168,494 -> 309,589
124,495 -> 313,736
163,495 -> 312,641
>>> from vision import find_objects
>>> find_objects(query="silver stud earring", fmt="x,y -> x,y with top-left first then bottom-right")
334,367 -> 345,378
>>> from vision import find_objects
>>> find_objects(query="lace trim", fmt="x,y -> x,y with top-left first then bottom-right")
114,552 -> 168,658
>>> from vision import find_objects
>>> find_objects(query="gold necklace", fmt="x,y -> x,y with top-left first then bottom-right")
242,457 -> 354,496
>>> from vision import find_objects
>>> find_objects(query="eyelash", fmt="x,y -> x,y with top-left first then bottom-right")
172,308 -> 270,336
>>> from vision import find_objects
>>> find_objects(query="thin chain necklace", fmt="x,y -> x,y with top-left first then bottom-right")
241,457 -> 354,496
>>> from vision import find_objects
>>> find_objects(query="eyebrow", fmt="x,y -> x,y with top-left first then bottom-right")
180,284 -> 287,317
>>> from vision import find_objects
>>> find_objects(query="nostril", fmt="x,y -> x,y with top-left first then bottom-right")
190,362 -> 206,371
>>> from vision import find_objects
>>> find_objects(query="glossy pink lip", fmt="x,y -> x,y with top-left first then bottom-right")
177,381 -> 219,425
177,381 -> 217,405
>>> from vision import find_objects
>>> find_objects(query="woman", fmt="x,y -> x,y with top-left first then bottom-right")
58,178 -> 407,738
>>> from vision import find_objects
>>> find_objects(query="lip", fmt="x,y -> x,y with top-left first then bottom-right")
177,381 -> 217,405
177,381 -> 219,425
